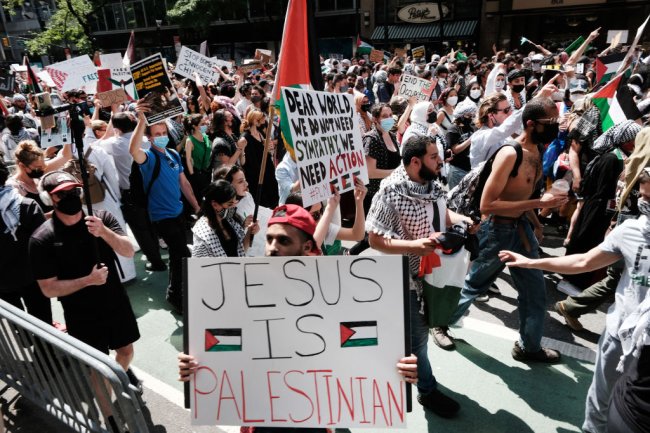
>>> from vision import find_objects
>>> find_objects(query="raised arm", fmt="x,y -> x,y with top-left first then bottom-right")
129,102 -> 149,164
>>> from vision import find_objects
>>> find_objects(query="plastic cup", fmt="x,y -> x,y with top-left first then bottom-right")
550,179 -> 570,196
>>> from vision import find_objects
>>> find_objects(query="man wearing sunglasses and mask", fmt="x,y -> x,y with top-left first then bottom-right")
444,96 -> 570,363
29,170 -> 141,430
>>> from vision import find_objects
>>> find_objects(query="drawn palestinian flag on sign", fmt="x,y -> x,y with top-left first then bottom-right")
46,68 -> 69,91
205,328 -> 242,352
340,321 -> 378,348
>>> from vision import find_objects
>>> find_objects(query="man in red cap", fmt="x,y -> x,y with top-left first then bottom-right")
29,170 -> 140,432
178,204 -> 418,432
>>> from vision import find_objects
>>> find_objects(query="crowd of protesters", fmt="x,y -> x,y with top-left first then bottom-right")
1,24 -> 650,433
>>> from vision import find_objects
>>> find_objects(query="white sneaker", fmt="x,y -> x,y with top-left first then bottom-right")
556,280 -> 581,297
488,283 -> 501,295
476,294 -> 489,302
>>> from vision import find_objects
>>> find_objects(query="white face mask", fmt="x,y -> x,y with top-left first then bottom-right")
495,80 -> 505,90
569,94 -> 584,103
446,96 -> 458,107
470,89 -> 482,100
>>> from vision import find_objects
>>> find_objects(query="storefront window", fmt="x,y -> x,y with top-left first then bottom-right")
318,0 -> 355,12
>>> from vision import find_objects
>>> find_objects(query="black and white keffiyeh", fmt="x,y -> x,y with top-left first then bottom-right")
366,165 -> 445,283
192,214 -> 245,258
592,120 -> 642,154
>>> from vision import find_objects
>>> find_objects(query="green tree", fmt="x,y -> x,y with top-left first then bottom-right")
2,0 -> 102,55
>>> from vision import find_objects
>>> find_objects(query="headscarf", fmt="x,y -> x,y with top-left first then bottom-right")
572,105 -> 602,149
214,96 -> 240,120
591,120 -> 641,154
453,98 -> 477,118
619,127 -> 650,210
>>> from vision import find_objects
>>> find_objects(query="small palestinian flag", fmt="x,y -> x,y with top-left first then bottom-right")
340,321 -> 378,348
595,52 -> 626,85
340,173 -> 351,190
205,328 -> 242,352
591,73 -> 641,132
357,36 -> 373,55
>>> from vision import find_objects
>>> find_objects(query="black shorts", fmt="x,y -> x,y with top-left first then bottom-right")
65,301 -> 140,354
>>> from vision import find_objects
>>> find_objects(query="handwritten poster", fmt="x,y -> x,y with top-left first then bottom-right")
130,53 -> 184,125
411,45 -> 425,59
46,56 -> 98,92
186,256 -> 409,429
175,46 -> 221,84
398,75 -> 434,102
281,87 -> 369,207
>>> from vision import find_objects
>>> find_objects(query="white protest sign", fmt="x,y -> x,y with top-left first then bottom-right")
398,75 -> 434,102
606,30 -> 628,45
187,256 -> 409,429
281,87 -> 369,207
36,70 -> 56,88
175,46 -> 221,84
100,52 -> 132,84
46,56 -> 97,92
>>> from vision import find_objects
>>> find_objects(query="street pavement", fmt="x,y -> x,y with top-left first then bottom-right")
1,223 -> 606,433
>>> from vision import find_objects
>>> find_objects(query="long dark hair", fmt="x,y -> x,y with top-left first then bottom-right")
200,180 -> 237,229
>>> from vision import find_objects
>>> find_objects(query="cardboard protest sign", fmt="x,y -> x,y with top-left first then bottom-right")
238,61 -> 263,75
607,30 -> 628,45
281,87 -> 370,207
411,45 -> 425,59
255,48 -> 273,63
46,56 -> 97,92
186,255 -> 410,429
130,53 -> 184,125
175,46 -> 222,84
369,49 -> 384,63
398,75 -> 434,102
394,48 -> 407,58
0,71 -> 15,96
36,70 -> 56,88
96,88 -> 129,107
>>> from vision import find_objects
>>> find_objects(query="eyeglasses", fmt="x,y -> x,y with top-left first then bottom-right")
536,118 -> 559,125
494,106 -> 512,114
54,188 -> 81,199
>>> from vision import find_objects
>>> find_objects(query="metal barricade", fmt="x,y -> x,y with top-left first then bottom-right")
0,299 -> 149,433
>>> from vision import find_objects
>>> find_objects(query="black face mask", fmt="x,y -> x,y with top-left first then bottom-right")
426,111 -> 437,124
532,122 -> 559,144
460,117 -> 473,128
251,95 -> 262,103
27,169 -> 44,179
361,103 -> 372,112
511,84 -> 525,94
55,193 -> 83,215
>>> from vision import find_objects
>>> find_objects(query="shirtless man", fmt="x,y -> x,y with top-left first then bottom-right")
446,97 -> 569,363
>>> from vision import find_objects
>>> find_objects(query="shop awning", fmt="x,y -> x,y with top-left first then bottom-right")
370,20 -> 478,41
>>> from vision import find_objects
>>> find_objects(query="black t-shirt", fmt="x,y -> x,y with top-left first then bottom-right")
613,345 -> 650,433
0,198 -> 45,292
28,210 -> 128,322
446,123 -> 473,172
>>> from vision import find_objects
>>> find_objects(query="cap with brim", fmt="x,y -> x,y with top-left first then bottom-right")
507,69 -> 526,82
41,171 -> 83,195
268,204 -> 320,254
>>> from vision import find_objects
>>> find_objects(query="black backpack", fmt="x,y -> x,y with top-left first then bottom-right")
447,141 -> 523,223
127,148 -> 182,208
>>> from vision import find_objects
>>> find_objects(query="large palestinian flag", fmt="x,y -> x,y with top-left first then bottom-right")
591,73 -> 641,132
273,0 -> 324,158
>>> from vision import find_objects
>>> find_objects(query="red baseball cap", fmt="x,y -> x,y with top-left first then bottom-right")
268,204 -> 320,253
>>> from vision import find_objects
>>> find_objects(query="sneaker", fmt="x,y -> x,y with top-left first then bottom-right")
556,279 -> 582,297
554,301 -> 584,331
126,368 -> 144,395
488,283 -> 501,295
511,341 -> 561,364
476,294 -> 489,302
145,261 -> 167,272
431,327 -> 456,350
417,389 -> 460,418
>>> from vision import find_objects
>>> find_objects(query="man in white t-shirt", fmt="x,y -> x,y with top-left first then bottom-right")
500,168 -> 650,433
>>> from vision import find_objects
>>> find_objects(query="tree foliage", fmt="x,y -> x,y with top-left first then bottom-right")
2,0 -> 100,55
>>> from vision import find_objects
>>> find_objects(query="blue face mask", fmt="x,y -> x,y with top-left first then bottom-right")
89,107 -> 95,115
200,125 -> 208,134
152,136 -> 170,149
380,117 -> 395,131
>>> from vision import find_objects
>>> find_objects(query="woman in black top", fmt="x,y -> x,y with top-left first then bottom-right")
238,109 -> 279,208
209,109 -> 245,167
446,100 -> 477,189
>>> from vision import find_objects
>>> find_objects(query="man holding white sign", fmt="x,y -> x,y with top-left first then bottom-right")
179,204 -> 418,431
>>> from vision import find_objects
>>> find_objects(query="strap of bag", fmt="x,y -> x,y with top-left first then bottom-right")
145,150 -> 162,198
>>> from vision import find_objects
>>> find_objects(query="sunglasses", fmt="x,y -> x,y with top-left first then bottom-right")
536,118 -> 560,125
165,156 -> 178,169
55,188 -> 81,199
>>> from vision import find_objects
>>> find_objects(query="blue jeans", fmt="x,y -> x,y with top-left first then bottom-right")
410,290 -> 437,395
448,218 -> 547,352
447,164 -> 468,190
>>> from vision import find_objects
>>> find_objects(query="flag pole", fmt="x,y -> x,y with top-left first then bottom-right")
252,103 -> 276,226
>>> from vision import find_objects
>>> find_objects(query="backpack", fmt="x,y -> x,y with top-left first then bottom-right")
127,148 -> 182,208
447,141 -> 523,223
62,146 -> 106,204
